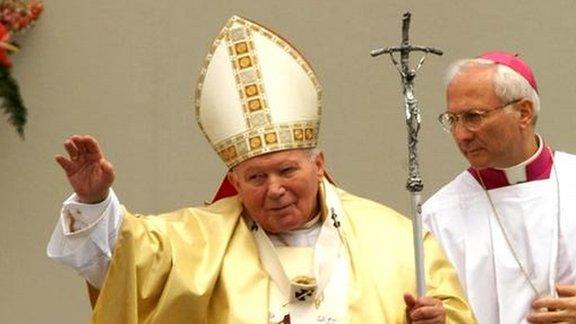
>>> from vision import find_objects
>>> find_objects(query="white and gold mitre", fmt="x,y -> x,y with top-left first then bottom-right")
195,15 -> 322,168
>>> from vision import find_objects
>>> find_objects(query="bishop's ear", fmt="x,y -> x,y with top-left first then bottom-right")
516,98 -> 536,127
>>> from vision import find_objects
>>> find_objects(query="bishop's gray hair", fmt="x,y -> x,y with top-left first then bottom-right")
445,58 -> 540,124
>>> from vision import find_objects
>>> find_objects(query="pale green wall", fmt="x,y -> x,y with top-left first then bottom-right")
2,0 -> 575,322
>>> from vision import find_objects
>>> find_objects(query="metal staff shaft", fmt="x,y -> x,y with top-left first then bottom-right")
411,193 -> 424,296
371,12 -> 443,297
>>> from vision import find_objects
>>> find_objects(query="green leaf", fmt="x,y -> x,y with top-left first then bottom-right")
0,65 -> 27,138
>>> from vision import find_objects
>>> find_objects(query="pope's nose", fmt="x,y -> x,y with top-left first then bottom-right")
267,176 -> 287,199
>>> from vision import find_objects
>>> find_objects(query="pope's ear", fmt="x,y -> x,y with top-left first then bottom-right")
314,151 -> 326,179
227,171 -> 240,192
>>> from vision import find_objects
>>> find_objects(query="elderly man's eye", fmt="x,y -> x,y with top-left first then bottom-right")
463,112 -> 483,123
281,166 -> 297,175
247,173 -> 265,183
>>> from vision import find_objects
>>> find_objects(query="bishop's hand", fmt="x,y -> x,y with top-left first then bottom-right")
528,285 -> 576,323
404,293 -> 445,324
55,135 -> 115,204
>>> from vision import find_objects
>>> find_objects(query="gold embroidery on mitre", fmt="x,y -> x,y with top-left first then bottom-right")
225,23 -> 272,130
195,16 -> 322,168
237,56 -> 253,69
305,128 -> 314,140
264,132 -> 278,144
249,136 -> 263,149
234,41 -> 249,55
213,121 -> 318,166
227,146 -> 238,160
244,84 -> 259,97
293,128 -> 304,141
248,98 -> 262,111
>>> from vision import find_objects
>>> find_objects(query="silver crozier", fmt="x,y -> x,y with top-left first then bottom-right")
370,11 -> 443,296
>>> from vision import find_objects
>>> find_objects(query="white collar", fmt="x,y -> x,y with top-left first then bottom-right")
496,134 -> 543,184
269,213 -> 322,247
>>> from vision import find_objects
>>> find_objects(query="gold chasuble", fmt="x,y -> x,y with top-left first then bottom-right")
92,180 -> 474,323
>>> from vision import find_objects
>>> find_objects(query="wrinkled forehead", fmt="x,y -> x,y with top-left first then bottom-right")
448,69 -> 493,95
446,67 -> 502,110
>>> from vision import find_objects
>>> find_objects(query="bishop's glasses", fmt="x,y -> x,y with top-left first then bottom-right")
438,99 -> 521,132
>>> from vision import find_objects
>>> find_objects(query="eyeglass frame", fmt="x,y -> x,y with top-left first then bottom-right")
438,98 -> 522,133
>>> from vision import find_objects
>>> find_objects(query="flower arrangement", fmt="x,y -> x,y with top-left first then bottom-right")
0,0 -> 43,138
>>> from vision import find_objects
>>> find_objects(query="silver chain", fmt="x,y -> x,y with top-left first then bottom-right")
477,148 -> 560,297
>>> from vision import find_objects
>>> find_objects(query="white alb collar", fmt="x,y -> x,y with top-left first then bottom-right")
496,134 -> 543,184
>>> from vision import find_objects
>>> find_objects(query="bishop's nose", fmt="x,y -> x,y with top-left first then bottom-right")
451,121 -> 474,143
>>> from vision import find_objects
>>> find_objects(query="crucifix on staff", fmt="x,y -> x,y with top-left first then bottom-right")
371,11 -> 443,297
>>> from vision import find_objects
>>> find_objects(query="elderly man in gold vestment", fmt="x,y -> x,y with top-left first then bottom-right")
47,16 -> 475,323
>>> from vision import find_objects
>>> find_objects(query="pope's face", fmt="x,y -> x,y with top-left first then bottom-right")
228,149 -> 325,234
446,66 -> 527,169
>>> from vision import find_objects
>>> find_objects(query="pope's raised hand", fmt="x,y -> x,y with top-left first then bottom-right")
55,135 -> 115,204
